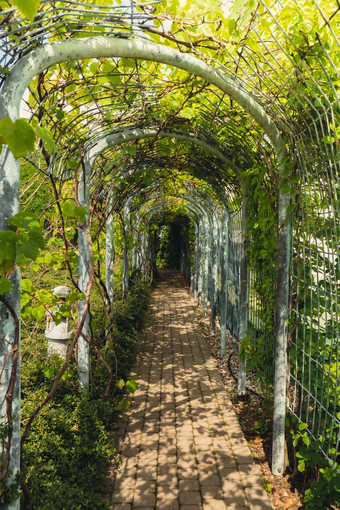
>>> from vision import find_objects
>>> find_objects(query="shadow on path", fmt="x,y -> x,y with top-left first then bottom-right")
109,268 -> 273,510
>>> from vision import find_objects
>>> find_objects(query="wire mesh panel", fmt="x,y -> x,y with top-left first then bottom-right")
226,209 -> 241,343
290,122 -> 340,467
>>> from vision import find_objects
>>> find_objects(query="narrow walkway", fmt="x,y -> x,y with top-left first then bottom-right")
110,269 -> 273,510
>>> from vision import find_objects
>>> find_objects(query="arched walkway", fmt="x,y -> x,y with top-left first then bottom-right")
110,269 -> 272,510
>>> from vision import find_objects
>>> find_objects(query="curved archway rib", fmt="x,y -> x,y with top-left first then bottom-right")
0,35 -> 291,480
85,126 -> 240,177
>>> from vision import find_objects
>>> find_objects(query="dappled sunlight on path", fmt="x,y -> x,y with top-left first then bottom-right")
109,269 -> 273,510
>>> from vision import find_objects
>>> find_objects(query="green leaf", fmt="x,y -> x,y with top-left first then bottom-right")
55,110 -> 65,121
0,231 -> 17,266
107,72 -> 121,86
31,304 -> 46,323
0,117 -> 36,158
114,399 -> 131,411
21,278 -> 33,292
34,124 -> 56,153
180,107 -> 194,119
20,292 -> 31,310
120,58 -> 135,69
43,366 -> 55,379
28,230 -> 45,250
0,278 -> 12,295
62,200 -> 77,218
302,433 -> 311,447
125,145 -> 137,155
68,159 -> 79,169
116,378 -> 125,390
8,212 -> 40,231
126,377 -> 139,394
12,0 -> 40,20
298,459 -> 305,472
17,233 -> 42,261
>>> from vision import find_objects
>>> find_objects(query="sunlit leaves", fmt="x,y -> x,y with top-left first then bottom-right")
0,213 -> 45,277
0,277 -> 12,295
62,200 -> 88,223
33,123 -> 56,154
0,118 -> 36,158
10,0 -> 40,21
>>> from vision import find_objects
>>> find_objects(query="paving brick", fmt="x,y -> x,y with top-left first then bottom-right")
133,492 -> 156,506
201,485 -> 224,499
179,491 -> 202,505
244,486 -> 273,509
109,271 -> 274,510
157,485 -> 179,499
111,488 -> 134,504
156,500 -> 179,510
202,499 -> 227,510
199,474 -> 221,486
179,478 -> 200,491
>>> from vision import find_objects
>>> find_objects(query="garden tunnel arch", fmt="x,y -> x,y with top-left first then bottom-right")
0,31 -> 308,489
0,2 -> 339,507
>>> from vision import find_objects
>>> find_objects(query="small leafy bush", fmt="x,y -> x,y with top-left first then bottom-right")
290,421 -> 340,509
20,279 -> 150,509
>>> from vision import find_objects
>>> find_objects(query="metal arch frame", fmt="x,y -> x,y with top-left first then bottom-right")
135,199 -> 202,275
133,181 -> 249,398
125,185 -> 223,327
81,125 -> 239,315
76,126 -> 238,387
134,185 -> 248,396
83,126 -> 240,177
117,182 -> 215,302
135,194 -> 209,288
0,36 -> 291,492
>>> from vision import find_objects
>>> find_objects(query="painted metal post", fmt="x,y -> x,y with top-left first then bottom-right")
202,217 -> 210,317
122,197 -> 132,298
210,215 -> 219,333
272,173 -> 292,475
78,160 -> 91,388
237,182 -> 249,396
192,223 -> 199,298
105,188 -> 115,313
0,147 -> 21,510
219,208 -> 230,357
131,220 -> 139,274
197,222 -> 203,306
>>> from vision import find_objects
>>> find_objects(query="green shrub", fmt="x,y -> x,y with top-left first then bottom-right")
20,279 -> 150,509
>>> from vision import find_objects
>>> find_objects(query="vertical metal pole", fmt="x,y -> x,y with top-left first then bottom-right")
220,208 -> 229,357
210,215 -> 218,333
131,219 -> 139,274
122,198 -> 132,299
272,179 -> 292,475
192,223 -> 199,298
238,183 -> 249,396
0,147 -> 21,510
202,217 -> 209,317
78,160 -> 90,388
197,222 -> 203,305
105,188 -> 115,314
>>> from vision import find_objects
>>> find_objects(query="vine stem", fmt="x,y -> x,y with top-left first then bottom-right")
0,294 -> 20,483
20,230 -> 95,447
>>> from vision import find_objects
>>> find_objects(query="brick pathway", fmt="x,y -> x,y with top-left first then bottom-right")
110,269 -> 273,510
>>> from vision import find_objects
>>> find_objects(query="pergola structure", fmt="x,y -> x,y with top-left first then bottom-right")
0,1 -> 339,507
